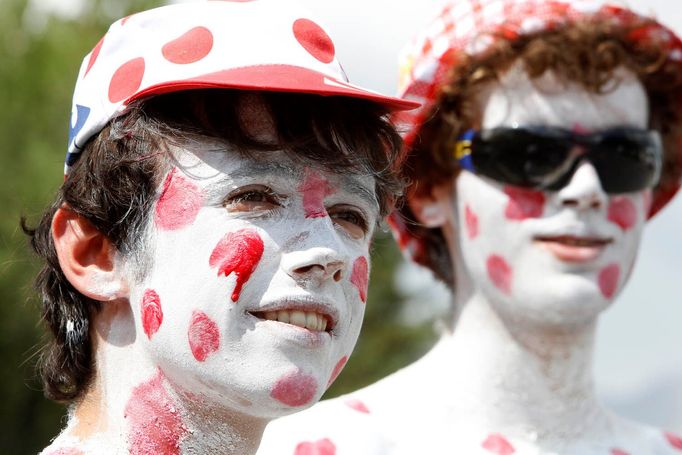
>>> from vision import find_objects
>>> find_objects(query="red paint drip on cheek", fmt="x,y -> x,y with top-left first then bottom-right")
141,289 -> 163,340
188,311 -> 220,362
504,186 -> 545,220
270,369 -> 318,407
124,371 -> 187,455
327,356 -> 348,387
298,170 -> 335,218
608,196 -> 638,231
482,433 -> 516,454
155,168 -> 204,230
486,255 -> 513,295
294,438 -> 336,455
350,256 -> 369,303
665,432 -> 682,449
464,204 -> 479,239
598,264 -> 621,299
209,229 -> 265,302
344,398 -> 370,414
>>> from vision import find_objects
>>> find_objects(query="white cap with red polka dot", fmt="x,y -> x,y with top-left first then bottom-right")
64,0 -> 418,174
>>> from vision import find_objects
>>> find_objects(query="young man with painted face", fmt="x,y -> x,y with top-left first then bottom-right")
257,1 -> 682,454
24,1 -> 418,454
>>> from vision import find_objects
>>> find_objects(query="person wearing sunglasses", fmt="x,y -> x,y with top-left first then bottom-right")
256,1 -> 682,454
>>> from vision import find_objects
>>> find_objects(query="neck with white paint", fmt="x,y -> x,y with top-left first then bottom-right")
56,300 -> 266,455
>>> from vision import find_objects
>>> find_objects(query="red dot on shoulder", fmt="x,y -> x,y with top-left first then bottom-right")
162,26 -> 214,64
292,18 -> 335,64
108,57 -> 145,103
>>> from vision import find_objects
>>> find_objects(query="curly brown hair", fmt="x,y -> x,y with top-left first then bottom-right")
400,18 -> 682,286
23,90 -> 404,403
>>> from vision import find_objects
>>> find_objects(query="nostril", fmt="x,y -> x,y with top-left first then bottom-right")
590,200 -> 601,209
333,270 -> 342,282
563,199 -> 579,207
294,265 -> 315,275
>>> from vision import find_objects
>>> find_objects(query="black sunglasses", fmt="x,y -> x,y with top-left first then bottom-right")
454,126 -> 663,193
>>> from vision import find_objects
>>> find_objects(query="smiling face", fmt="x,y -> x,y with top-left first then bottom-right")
453,63 -> 651,328
127,144 -> 377,418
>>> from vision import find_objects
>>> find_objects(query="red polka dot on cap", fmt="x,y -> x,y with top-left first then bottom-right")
64,0 -> 417,174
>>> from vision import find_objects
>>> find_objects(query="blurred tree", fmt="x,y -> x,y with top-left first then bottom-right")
0,0 -> 437,453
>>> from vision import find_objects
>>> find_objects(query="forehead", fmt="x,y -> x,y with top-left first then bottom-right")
479,62 -> 649,130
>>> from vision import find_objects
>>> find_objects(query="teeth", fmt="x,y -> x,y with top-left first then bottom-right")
258,310 -> 330,331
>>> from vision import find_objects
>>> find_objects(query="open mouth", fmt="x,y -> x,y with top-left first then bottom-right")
249,309 -> 334,333
535,235 -> 612,262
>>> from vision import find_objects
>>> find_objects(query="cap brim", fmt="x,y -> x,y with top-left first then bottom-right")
128,64 -> 419,111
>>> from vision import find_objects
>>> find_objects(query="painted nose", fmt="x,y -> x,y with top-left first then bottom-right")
557,161 -> 607,210
282,248 -> 347,284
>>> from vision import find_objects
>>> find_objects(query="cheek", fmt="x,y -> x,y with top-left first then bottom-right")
350,256 -> 369,303
270,369 -> 318,407
124,371 -> 188,455
464,204 -> 480,239
327,355 -> 348,387
209,228 -> 265,302
141,289 -> 163,340
298,170 -> 335,219
610,449 -> 630,455
503,186 -> 546,221
598,264 -> 621,299
481,433 -> 515,455
294,438 -> 336,455
154,168 -> 204,230
607,196 -> 638,231
187,311 -> 220,362
486,255 -> 513,296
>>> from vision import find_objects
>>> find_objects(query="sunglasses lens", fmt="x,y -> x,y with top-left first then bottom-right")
591,131 -> 662,193
472,129 -> 572,188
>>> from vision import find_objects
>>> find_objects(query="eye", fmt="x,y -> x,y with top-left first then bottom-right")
224,185 -> 282,212
328,205 -> 369,240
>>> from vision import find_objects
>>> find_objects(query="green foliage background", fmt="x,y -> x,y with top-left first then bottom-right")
0,1 -> 437,452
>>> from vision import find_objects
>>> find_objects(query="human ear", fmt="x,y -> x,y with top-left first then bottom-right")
52,206 -> 128,301
407,180 -> 455,228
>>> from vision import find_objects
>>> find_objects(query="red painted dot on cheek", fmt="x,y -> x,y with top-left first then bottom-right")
270,369 -> 318,407
141,289 -> 163,339
108,57 -> 145,103
482,433 -> 516,454
162,26 -> 214,64
209,229 -> 265,302
292,19 -> 335,64
327,356 -> 348,387
344,398 -> 370,414
350,256 -> 369,303
154,168 -> 204,230
294,438 -> 336,455
298,171 -> 335,218
504,186 -> 545,220
187,311 -> 220,362
665,432 -> 682,450
464,204 -> 479,239
598,264 -> 621,299
486,255 -> 512,295
124,371 -> 187,455
608,196 -> 638,231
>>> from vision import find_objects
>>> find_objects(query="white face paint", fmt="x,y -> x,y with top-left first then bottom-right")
127,145 -> 377,417
455,63 -> 651,328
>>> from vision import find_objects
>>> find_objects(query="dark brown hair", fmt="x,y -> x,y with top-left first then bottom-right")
399,19 -> 682,286
23,90 -> 404,402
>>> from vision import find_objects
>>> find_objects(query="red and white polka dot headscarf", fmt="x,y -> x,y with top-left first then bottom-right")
390,0 -> 682,268
65,0 -> 417,174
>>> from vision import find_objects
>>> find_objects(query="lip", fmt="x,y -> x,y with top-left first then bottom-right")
535,235 -> 612,263
246,295 -> 340,340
